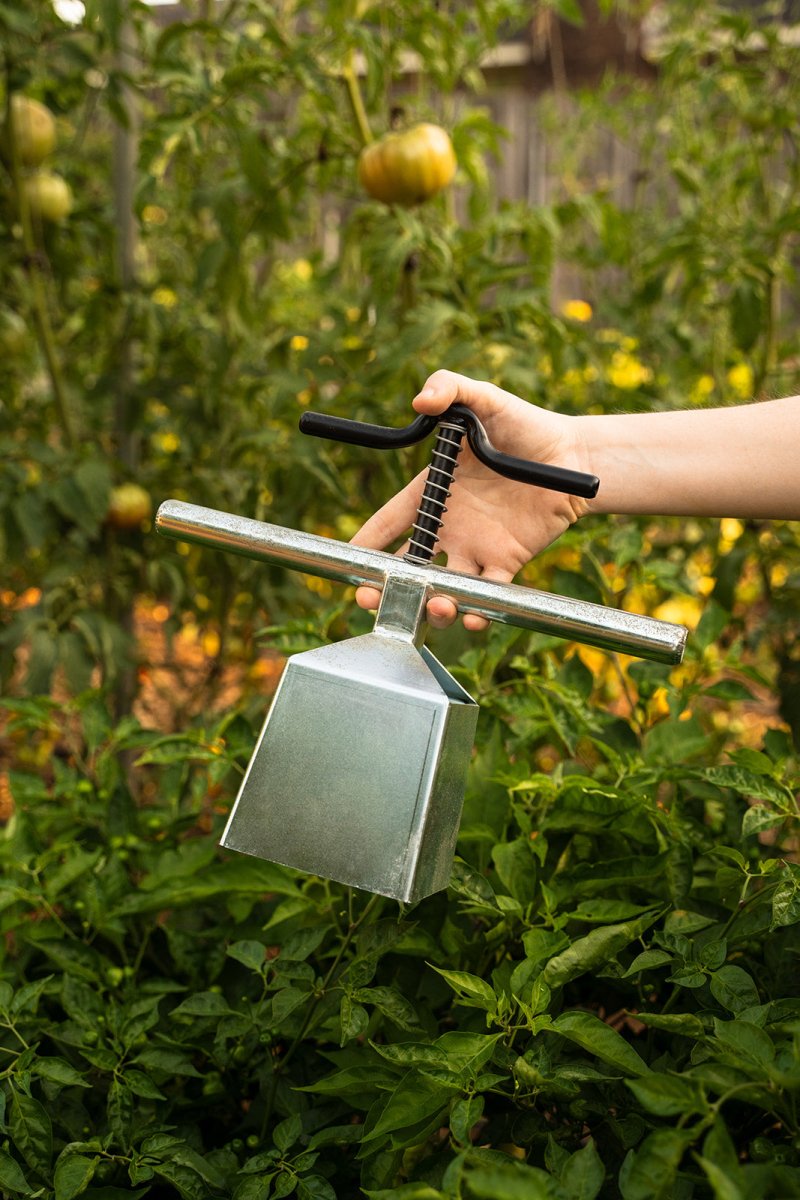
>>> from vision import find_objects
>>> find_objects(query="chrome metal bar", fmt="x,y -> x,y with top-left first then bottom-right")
156,500 -> 687,665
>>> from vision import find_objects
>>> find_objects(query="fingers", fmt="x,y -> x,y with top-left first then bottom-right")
355,559 -> 517,637
411,369 -> 512,421
355,583 -> 382,612
350,475 -> 424,553
355,583 -> 459,629
461,563 -> 516,632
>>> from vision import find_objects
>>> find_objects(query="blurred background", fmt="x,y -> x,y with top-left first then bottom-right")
2,0 -> 800,746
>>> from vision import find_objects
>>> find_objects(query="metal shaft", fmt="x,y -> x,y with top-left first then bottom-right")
157,500 -> 687,664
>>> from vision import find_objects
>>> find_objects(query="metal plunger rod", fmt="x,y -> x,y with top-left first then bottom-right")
156,500 -> 687,665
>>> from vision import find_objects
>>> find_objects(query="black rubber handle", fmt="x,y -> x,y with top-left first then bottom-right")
299,410 -> 438,450
300,404 -> 599,500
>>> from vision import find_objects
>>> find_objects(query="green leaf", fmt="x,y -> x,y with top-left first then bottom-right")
712,1019 -> 775,1067
171,991 -> 239,1018
364,1185 -> 445,1199
430,966 -> 497,1013
709,965 -> 760,1014
741,806 -> 785,837
627,1073 -> 708,1118
551,1012 -> 651,1077
340,994 -> 369,1045
463,1156 -> 553,1199
274,1114 -> 302,1153
131,1048 -> 202,1077
54,1153 -> 99,1200
702,765 -> 790,806
32,1057 -> 90,1089
107,1079 -> 133,1147
0,1149 -> 32,1196
226,940 -> 267,971
124,1069 -> 166,1100
449,1095 -> 484,1146
521,927 -> 570,970
771,870 -> 800,930
623,949 -> 673,977
491,837 -> 538,905
643,715 -> 711,763
360,1070 -> 458,1149
278,925 -> 327,961
353,985 -> 421,1031
619,1129 -> 694,1200
560,1138 -> 605,1200
10,1090 -> 52,1171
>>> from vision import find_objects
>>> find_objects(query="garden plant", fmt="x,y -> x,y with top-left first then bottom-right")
1,1 -> 799,1197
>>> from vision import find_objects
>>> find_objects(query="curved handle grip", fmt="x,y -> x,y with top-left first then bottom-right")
300,404 -> 599,500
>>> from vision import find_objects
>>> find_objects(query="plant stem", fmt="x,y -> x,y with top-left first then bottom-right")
341,52 -> 373,148
3,72 -> 78,449
260,890 -> 382,1136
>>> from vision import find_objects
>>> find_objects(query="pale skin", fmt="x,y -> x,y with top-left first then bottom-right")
351,369 -> 800,631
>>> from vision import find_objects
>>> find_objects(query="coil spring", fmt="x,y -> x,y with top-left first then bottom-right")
403,419 -> 467,565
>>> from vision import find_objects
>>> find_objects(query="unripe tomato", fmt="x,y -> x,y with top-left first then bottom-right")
22,171 -> 73,223
358,123 -> 456,206
2,96 -> 56,165
106,483 -> 152,530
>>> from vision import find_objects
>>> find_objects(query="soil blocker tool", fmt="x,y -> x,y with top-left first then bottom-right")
156,405 -> 687,903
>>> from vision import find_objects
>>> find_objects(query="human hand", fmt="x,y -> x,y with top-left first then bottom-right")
351,370 -> 593,630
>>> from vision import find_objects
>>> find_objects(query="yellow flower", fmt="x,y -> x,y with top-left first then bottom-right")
727,362 -> 754,399
202,630 -> 220,656
154,431 -> 180,453
606,350 -> 653,390
719,517 -> 744,549
142,204 -> 167,225
689,374 -> 715,405
561,299 -> 593,323
152,286 -> 177,308
290,334 -> 309,351
652,595 -> 703,629
292,259 -> 313,282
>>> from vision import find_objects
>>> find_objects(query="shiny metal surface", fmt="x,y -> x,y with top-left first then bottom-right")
220,635 -> 478,902
157,499 -> 687,664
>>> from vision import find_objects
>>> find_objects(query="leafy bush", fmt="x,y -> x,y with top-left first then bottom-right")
1,645 -> 799,1198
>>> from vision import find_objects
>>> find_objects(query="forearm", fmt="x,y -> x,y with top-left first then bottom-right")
577,396 -> 800,520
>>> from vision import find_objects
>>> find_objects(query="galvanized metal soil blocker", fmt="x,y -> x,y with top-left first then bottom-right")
156,404 -> 687,903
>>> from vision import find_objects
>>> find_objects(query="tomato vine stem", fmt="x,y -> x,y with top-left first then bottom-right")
3,63 -> 78,450
341,51 -> 374,148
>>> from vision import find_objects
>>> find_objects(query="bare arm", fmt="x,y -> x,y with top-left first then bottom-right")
352,371 -> 800,629
584,397 -> 800,519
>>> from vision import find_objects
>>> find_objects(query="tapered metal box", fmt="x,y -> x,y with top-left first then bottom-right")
220,632 -> 479,903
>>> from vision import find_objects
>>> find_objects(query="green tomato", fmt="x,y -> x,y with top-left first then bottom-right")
22,171 -> 73,223
3,95 -> 56,166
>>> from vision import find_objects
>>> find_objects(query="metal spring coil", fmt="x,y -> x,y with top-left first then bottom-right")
404,420 -> 466,565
